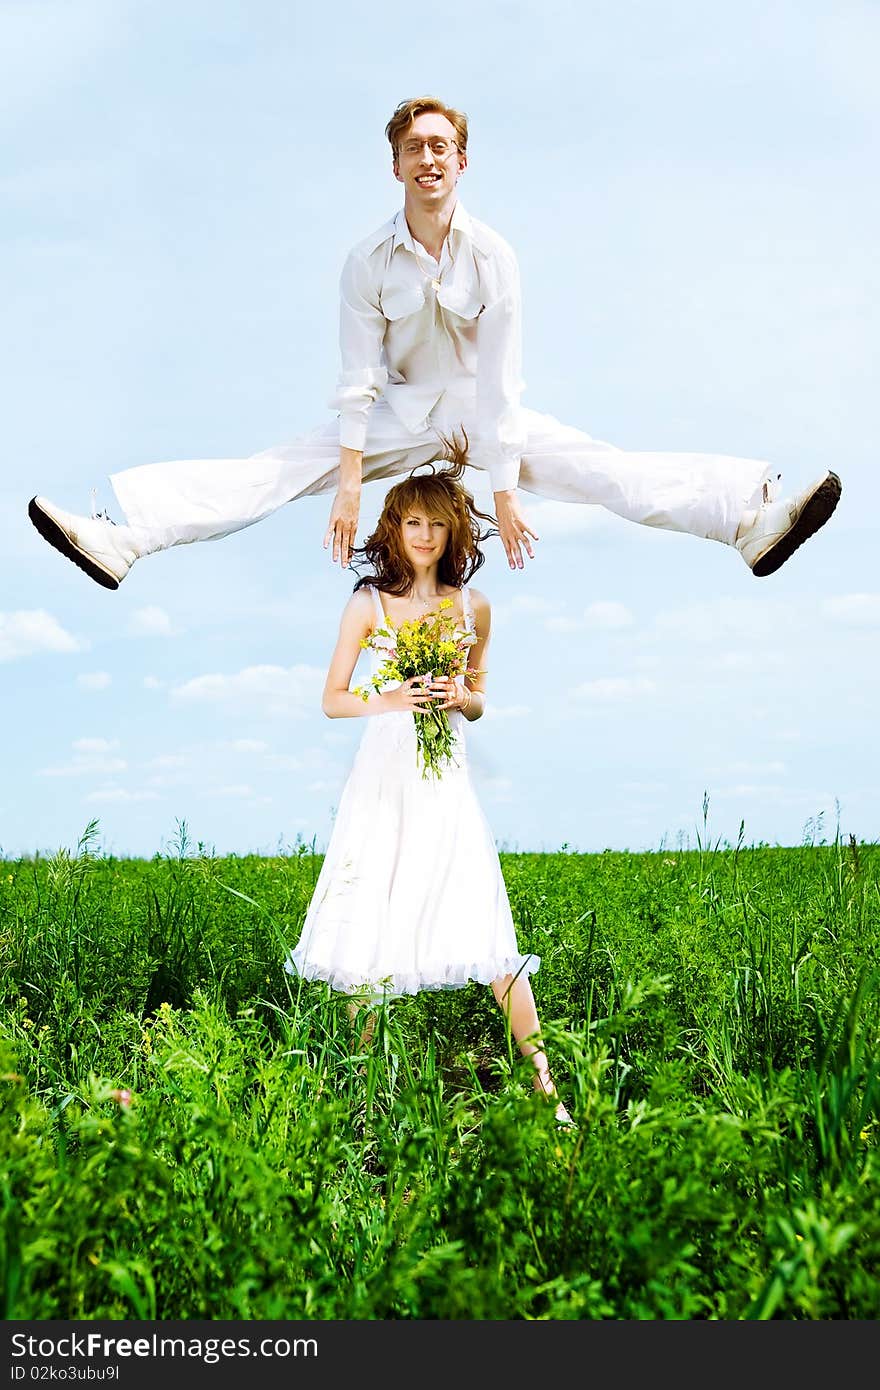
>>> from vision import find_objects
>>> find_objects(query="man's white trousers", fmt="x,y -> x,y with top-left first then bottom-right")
110,400 -> 774,555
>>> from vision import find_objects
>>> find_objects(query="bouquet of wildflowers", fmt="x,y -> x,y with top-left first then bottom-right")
354,598 -> 480,779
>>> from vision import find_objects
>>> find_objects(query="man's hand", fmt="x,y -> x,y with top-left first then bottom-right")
324,447 -> 364,568
324,485 -> 361,567
494,488 -> 539,570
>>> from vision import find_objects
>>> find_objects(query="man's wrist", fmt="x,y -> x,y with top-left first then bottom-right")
338,447 -> 363,492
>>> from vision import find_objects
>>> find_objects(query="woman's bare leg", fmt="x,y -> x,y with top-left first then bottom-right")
491,973 -> 573,1124
346,997 -> 376,1051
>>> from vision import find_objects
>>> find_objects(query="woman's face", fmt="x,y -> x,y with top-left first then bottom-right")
400,508 -> 450,567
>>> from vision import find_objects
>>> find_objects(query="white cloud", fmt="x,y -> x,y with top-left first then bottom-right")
128,605 -> 178,637
77,671 -> 112,690
146,772 -> 192,790
85,788 -> 160,804
39,752 -> 127,778
573,676 -> 657,701
143,752 -> 191,787
214,784 -> 257,798
171,664 -> 324,716
0,610 -> 83,662
822,594 -> 880,627
547,600 -> 634,633
143,676 -> 164,689
715,650 -> 786,671
73,737 -> 119,754
228,739 -> 269,753
584,601 -> 634,629
39,738 -> 126,778
483,704 -> 532,720
653,597 -> 795,644
507,594 -> 555,614
494,594 -> 557,625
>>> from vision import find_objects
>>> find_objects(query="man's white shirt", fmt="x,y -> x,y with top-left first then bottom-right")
329,202 -> 526,492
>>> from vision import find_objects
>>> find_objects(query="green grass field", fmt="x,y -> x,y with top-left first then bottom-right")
2,817 -> 878,1320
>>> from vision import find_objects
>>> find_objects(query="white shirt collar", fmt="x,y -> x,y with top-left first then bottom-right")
391,201 -> 476,256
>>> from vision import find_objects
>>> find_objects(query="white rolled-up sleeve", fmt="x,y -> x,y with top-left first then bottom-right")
473,250 -> 526,492
329,250 -> 387,453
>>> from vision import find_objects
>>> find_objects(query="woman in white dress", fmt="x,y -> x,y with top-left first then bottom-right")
285,438 -> 572,1124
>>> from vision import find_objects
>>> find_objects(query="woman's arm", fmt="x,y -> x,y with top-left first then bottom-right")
322,590 -> 442,720
461,588 -> 490,721
434,588 -> 491,722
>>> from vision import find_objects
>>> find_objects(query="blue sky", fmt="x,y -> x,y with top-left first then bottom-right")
3,0 -> 878,859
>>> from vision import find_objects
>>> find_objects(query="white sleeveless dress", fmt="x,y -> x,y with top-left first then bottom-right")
284,584 -> 540,1000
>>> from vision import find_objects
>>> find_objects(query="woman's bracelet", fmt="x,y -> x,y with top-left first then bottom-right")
461,685 -> 485,718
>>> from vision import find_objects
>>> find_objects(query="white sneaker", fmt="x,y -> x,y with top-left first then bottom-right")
28,496 -> 140,589
735,470 -> 841,577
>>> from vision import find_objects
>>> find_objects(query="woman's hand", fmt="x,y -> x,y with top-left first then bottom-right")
381,676 -> 443,715
431,675 -> 470,712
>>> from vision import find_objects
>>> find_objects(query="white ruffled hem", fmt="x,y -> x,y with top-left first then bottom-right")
284,951 -> 540,1001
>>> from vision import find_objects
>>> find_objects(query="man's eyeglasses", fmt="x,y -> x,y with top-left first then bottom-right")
399,138 -> 459,159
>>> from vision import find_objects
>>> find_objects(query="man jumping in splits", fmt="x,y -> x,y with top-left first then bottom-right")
29,95 -> 841,589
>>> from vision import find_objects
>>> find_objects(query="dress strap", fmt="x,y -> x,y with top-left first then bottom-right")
462,585 -> 475,632
370,585 -> 386,629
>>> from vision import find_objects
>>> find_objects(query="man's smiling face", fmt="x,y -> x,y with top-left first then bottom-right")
393,110 -> 467,208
